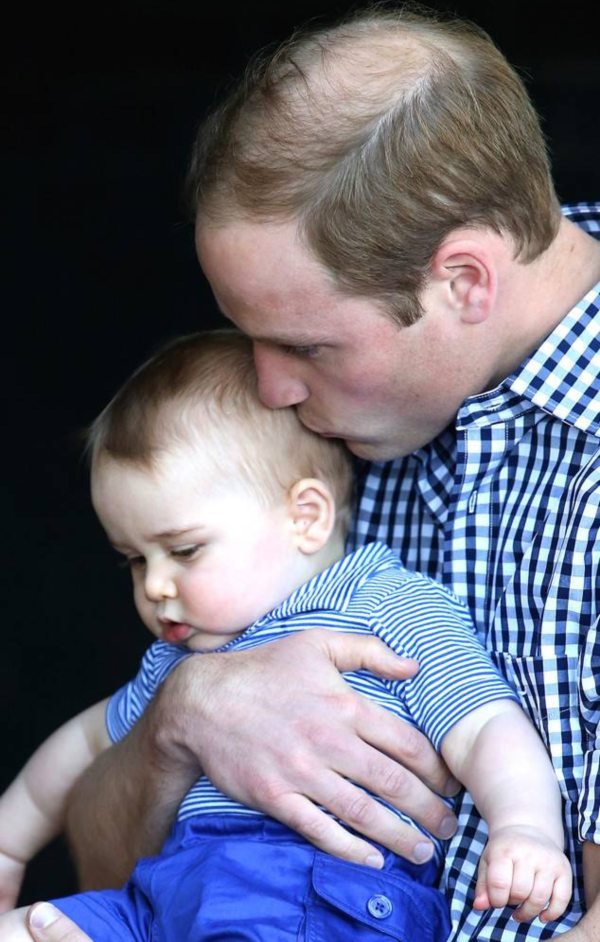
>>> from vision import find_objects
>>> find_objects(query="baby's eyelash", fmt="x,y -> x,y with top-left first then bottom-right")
117,556 -> 144,570
171,545 -> 203,559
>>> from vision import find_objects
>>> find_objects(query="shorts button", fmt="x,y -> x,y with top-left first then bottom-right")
367,894 -> 393,919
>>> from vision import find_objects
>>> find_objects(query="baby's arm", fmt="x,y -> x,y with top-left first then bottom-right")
0,699 -> 110,911
442,699 -> 572,924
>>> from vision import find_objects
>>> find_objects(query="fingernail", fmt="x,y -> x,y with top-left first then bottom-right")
444,777 -> 461,797
30,902 -> 61,929
365,853 -> 384,869
413,841 -> 434,863
438,815 -> 457,839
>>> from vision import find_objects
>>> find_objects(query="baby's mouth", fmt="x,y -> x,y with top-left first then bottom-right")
159,618 -> 194,644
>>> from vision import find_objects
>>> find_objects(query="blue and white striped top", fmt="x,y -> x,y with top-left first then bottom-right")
349,204 -> 600,938
107,541 -> 516,863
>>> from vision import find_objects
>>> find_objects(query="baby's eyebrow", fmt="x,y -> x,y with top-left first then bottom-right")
151,526 -> 207,540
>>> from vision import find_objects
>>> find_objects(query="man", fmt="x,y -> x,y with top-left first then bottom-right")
26,5 -> 599,940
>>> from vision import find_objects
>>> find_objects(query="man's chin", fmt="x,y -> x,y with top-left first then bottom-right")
344,438 -> 408,462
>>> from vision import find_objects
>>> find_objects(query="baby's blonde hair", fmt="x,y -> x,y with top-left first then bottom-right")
87,330 -> 354,537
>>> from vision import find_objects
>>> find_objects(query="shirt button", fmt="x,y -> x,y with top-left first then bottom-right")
367,894 -> 393,919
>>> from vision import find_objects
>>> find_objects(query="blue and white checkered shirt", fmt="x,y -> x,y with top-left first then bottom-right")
349,203 -> 600,939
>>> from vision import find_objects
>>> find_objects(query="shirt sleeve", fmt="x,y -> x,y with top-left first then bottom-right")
371,572 -> 519,750
579,613 -> 600,843
106,641 -> 192,743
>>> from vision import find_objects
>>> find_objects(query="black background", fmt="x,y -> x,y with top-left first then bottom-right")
5,0 -> 600,903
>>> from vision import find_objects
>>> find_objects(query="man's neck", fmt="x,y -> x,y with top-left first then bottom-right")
540,215 -> 600,316
491,216 -> 600,385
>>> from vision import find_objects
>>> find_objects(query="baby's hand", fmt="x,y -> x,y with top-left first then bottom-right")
474,825 -> 572,923
0,849 -> 26,913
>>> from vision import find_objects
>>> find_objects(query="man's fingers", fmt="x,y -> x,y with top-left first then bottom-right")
168,632 -> 456,865
26,903 -> 92,942
317,631 -> 419,679
354,696 -> 460,799
281,793 -> 384,867
318,738 -> 457,844
275,789 -> 434,867
300,633 -> 460,800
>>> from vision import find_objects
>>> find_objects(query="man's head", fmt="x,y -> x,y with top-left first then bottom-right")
188,4 -> 560,325
88,330 -> 354,650
189,5 -> 563,459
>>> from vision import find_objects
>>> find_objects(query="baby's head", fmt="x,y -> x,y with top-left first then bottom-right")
88,330 -> 354,650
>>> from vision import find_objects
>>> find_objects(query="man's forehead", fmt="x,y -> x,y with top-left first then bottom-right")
197,218 -> 396,343
196,218 -> 338,294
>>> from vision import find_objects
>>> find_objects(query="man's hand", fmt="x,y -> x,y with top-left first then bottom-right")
66,630 -> 459,886
26,903 -> 91,942
474,825 -> 572,922
153,630 -> 458,867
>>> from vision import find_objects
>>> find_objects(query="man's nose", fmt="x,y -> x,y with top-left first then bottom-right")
144,562 -> 177,602
253,343 -> 309,409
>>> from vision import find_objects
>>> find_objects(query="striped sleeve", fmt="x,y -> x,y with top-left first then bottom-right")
106,642 -> 191,743
371,574 -> 519,750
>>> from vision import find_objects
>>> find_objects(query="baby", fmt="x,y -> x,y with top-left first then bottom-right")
0,330 -> 571,940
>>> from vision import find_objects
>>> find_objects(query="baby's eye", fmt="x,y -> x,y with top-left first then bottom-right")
126,555 -> 146,570
171,545 -> 202,560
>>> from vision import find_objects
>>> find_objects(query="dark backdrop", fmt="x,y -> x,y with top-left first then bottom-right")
5,0 -> 600,903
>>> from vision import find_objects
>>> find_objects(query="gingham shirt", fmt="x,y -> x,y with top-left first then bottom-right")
107,542 -> 515,865
348,203 -> 600,939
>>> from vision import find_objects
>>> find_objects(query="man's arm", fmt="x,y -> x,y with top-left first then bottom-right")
554,842 -> 600,941
66,630 -> 459,888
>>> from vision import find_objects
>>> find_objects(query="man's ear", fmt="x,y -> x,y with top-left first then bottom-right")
287,478 -> 336,555
430,237 -> 497,324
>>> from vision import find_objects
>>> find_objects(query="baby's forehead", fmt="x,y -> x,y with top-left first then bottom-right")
91,442 -> 215,483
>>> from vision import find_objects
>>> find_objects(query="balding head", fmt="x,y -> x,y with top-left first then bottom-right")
188,6 -> 560,326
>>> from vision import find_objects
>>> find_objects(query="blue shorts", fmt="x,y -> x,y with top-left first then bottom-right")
53,815 -> 450,941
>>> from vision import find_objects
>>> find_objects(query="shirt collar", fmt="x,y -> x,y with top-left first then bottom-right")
456,280 -> 600,436
506,283 -> 600,437
260,542 -> 394,621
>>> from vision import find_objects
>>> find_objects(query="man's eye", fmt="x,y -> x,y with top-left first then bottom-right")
282,344 -> 320,358
171,545 -> 202,560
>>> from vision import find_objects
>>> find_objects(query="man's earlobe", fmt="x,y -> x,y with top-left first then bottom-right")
288,479 -> 335,554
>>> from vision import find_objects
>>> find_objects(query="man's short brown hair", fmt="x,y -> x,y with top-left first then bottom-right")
187,4 -> 561,325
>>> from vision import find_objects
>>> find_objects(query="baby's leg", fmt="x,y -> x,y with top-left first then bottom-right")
0,906 -> 33,941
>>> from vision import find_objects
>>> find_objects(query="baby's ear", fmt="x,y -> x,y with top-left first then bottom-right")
287,478 -> 336,554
